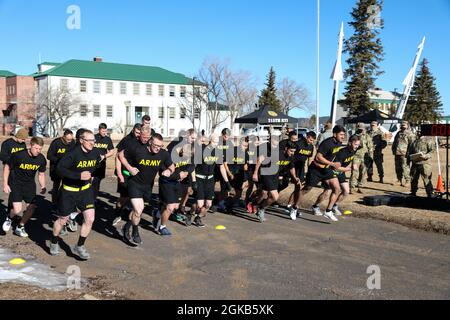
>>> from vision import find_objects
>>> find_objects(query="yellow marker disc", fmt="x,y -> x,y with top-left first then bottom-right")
343,210 -> 353,215
9,258 -> 26,265
215,225 -> 226,230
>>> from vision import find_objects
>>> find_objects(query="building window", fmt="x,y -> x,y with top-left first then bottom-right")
120,82 -> 127,95
80,80 -> 87,93
133,83 -> 140,96
159,107 -> 164,119
160,128 -> 164,135
93,105 -> 101,118
169,86 -> 175,97
180,86 -> 186,98
80,105 -> 88,117
194,108 -> 200,119
93,81 -> 101,94
107,105 -> 113,117
169,129 -> 175,136
169,107 -> 176,119
106,82 -> 113,94
158,85 -> 165,97
146,84 -> 152,96
60,79 -> 68,90
180,107 -> 186,119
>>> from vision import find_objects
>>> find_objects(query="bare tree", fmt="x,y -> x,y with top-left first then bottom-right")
36,86 -> 85,137
277,77 -> 314,115
197,58 -> 230,133
217,62 -> 257,126
175,82 -> 207,133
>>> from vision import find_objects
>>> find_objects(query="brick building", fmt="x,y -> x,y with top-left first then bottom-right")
0,70 -> 36,135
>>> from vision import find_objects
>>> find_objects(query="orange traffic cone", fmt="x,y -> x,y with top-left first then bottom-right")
436,175 -> 445,193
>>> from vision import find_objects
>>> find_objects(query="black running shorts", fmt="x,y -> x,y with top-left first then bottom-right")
195,177 -> 215,201
306,166 -> 337,188
9,182 -> 37,205
57,185 -> 95,217
127,178 -> 152,203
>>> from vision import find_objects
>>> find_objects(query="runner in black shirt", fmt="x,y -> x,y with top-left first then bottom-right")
313,135 -> 361,217
245,136 -> 263,213
47,129 -> 75,206
191,134 -> 222,227
0,128 -> 28,165
92,123 -> 115,199
159,143 -> 195,234
112,123 -> 142,225
2,137 -> 46,238
167,129 -> 197,221
286,131 -> 316,219
49,130 -> 105,260
215,128 -> 235,212
120,130 -> 174,245
252,137 -> 300,223
301,125 -> 346,222
220,141 -> 249,214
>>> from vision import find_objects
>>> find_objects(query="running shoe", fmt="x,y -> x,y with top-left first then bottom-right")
332,206 -> 343,216
289,208 -> 298,221
159,227 -> 172,236
122,222 -> 132,242
67,219 -> 78,232
2,217 -> 12,232
324,210 -> 339,222
131,229 -> 143,245
14,226 -> 28,238
73,245 -> 91,260
194,216 -> 205,228
184,212 -> 192,227
60,225 -> 69,237
256,208 -> 266,223
312,205 -> 323,216
49,242 -> 60,256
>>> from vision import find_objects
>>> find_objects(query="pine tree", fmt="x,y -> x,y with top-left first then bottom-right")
343,0 -> 384,116
259,67 -> 282,112
404,58 -> 443,125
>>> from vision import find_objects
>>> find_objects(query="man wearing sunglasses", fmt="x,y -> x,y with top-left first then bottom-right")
49,130 -> 105,260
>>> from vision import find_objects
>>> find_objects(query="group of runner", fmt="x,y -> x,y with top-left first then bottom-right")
1,115 -> 361,260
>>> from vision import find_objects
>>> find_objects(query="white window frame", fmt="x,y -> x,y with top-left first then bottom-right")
106,105 -> 113,118
93,105 -> 101,118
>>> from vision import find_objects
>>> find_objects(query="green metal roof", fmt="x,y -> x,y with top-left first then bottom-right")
0,70 -> 16,77
33,59 -> 196,85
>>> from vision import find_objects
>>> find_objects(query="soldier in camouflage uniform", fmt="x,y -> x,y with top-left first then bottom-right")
367,121 -> 388,183
407,134 -> 435,197
392,121 -> 416,186
350,123 -> 374,194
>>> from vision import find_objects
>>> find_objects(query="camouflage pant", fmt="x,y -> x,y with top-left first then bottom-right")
367,152 -> 384,178
411,163 -> 434,196
350,156 -> 368,188
394,155 -> 410,182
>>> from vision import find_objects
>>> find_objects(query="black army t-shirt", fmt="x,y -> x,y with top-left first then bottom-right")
93,133 -> 114,177
47,138 -> 76,172
316,137 -> 344,163
196,144 -> 219,176
226,146 -> 248,174
295,137 -> 314,164
1,138 -> 26,165
8,150 -> 46,185
131,148 -> 173,186
57,145 -> 103,187
334,146 -> 356,168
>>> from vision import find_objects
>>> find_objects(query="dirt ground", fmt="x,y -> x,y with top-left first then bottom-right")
0,136 -> 448,300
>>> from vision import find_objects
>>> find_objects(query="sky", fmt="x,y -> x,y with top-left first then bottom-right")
0,0 -> 449,119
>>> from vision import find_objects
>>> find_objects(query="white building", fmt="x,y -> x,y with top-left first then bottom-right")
33,58 -> 232,138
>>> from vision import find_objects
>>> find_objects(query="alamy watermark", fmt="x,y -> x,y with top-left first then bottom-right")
66,5 -> 81,30
366,265 -> 381,290
66,265 -> 81,290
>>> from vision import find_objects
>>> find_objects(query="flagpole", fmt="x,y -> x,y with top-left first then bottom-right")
316,0 -> 320,134
330,22 -> 344,128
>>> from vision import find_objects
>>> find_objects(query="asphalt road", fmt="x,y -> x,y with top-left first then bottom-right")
0,176 -> 449,300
